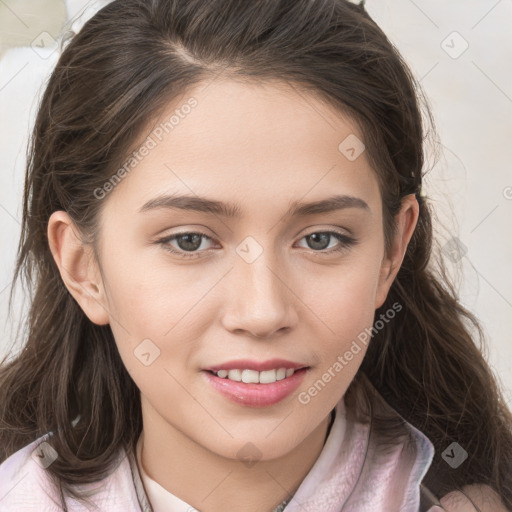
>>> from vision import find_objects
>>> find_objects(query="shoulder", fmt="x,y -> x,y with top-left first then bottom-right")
439,484 -> 509,512
0,433 -> 62,510
0,434 -> 144,511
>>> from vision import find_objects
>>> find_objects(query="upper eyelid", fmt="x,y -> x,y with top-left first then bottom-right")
161,227 -> 351,241
161,223 -> 353,238
159,229 -> 354,251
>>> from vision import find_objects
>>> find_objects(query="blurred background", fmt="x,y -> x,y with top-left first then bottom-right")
1,0 -> 511,403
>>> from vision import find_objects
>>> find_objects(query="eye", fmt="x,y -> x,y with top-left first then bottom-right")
295,231 -> 357,254
158,231 -> 216,258
157,229 -> 357,258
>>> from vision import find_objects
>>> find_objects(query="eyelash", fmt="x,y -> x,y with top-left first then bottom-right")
157,230 -> 357,259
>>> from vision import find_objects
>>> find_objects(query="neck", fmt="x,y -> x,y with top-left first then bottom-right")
138,397 -> 333,512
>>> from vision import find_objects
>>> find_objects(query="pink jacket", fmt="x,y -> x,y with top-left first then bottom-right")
0,373 -> 442,511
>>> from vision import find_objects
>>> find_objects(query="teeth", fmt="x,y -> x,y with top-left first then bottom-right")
214,367 -> 298,383
242,369 -> 259,383
227,369 -> 242,381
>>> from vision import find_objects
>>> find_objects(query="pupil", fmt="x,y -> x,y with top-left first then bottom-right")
179,233 -> 202,251
308,233 -> 329,250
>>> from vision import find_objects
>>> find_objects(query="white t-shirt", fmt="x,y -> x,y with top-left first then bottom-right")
135,405 -> 342,512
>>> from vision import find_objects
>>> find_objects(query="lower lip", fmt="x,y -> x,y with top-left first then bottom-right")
202,368 -> 309,407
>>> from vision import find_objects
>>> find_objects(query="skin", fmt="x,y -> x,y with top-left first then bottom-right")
440,485 -> 509,512
48,78 -> 420,512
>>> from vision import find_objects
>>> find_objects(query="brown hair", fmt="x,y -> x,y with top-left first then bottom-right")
1,0 -> 511,509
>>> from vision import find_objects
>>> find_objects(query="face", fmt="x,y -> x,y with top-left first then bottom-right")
49,78 -> 418,462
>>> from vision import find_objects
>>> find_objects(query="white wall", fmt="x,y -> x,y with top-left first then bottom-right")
367,0 -> 512,405
1,0 -> 511,402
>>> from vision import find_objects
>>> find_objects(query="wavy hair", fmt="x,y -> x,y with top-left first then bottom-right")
1,0 -> 511,509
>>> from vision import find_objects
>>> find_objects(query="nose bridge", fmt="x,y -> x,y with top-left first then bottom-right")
222,235 -> 296,336
236,235 -> 286,306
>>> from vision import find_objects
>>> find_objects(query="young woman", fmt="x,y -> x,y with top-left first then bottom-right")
0,0 -> 511,511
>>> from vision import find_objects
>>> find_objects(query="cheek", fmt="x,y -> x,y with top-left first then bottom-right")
104,261 -> 215,379
101,250 -> 194,332
307,256 -> 382,330
299,250 -> 383,380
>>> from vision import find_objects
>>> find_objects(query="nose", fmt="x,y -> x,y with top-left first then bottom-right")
220,250 -> 298,339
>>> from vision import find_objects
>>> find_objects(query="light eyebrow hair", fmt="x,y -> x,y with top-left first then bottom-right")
138,193 -> 370,218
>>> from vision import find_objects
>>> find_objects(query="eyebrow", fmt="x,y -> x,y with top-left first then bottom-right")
138,193 -> 370,218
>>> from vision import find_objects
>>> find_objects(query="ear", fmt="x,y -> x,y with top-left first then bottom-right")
374,194 -> 419,309
47,210 -> 110,325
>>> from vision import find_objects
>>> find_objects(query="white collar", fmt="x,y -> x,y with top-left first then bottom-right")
130,374 -> 436,512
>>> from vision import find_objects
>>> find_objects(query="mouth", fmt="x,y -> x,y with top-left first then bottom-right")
204,366 -> 310,384
201,367 -> 310,407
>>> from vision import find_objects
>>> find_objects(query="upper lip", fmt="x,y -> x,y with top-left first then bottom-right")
204,359 -> 309,372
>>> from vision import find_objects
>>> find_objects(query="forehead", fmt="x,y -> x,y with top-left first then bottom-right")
104,78 -> 380,215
